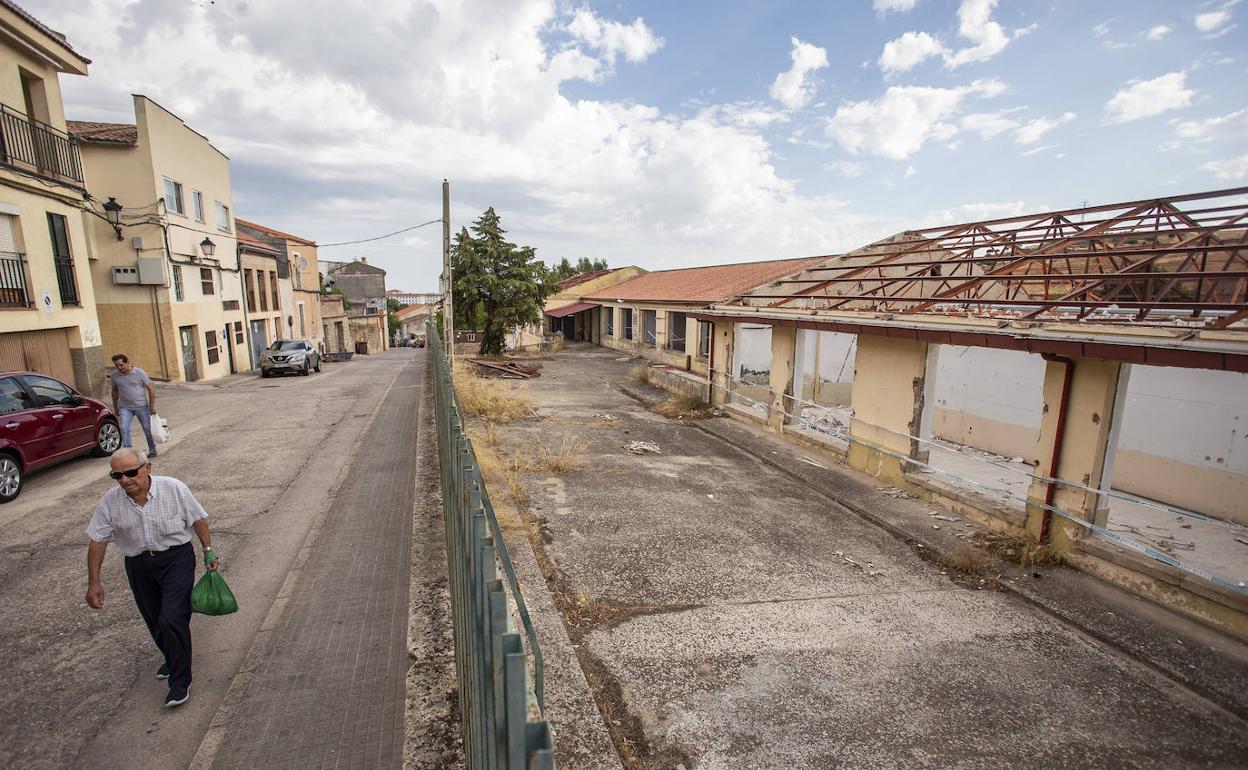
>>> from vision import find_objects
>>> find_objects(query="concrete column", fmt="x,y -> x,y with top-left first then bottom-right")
846,334 -> 931,484
709,320 -> 735,408
767,325 -> 797,431
787,328 -> 814,421
1025,357 -> 1130,547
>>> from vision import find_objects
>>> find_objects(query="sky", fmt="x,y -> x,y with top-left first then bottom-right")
32,0 -> 1248,292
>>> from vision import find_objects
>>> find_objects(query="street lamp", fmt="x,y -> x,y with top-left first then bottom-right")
199,237 -> 216,258
103,197 -> 123,240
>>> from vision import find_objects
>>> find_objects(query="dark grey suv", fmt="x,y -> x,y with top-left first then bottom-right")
260,340 -> 321,377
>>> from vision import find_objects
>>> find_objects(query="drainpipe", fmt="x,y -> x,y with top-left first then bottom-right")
1038,353 -> 1075,544
706,323 -> 715,404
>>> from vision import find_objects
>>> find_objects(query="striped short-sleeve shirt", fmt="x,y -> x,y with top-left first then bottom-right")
86,476 -> 208,557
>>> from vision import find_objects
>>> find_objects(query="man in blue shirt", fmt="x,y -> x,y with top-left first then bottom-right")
109,353 -> 158,457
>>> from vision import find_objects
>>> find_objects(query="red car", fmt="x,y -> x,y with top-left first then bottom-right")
0,371 -> 121,503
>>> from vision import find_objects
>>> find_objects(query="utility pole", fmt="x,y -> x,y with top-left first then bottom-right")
442,179 -> 453,361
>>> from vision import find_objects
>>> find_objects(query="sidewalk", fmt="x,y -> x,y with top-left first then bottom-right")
201,358 -> 423,769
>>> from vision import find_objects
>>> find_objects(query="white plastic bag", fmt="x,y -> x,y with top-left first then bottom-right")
151,414 -> 170,444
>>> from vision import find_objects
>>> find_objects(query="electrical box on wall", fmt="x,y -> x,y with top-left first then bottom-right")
131,236 -> 143,251
137,257 -> 165,285
111,266 -> 139,285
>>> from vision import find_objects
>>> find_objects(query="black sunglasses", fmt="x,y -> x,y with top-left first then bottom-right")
109,464 -> 147,480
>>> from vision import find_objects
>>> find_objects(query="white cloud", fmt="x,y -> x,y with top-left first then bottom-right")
770,37 -> 829,110
920,200 -> 1036,226
1013,23 -> 1039,38
1015,112 -> 1076,144
878,31 -> 946,77
567,7 -> 664,64
824,78 -> 1006,159
824,160 -> 867,178
1104,72 -> 1194,123
701,102 -> 791,129
1021,143 -> 1057,156
1144,24 -> 1171,41
1092,20 -> 1113,38
1195,10 -> 1232,33
873,0 -> 920,14
879,0 -> 1014,76
904,164 -> 917,177
960,109 -> 1021,139
1203,153 -> 1248,180
1172,108 -> 1248,141
945,0 -> 1012,68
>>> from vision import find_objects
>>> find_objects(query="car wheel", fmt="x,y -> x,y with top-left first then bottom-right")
300,361 -> 310,376
313,357 -> 321,373
0,452 -> 22,503
92,418 -> 121,457
261,368 -> 271,378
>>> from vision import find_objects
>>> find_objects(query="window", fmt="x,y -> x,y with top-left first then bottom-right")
192,190 -> 204,222
298,302 -> 306,336
215,201 -> 231,231
172,265 -> 183,301
269,272 -> 279,310
200,267 -> 214,295
23,374 -> 75,406
642,310 -> 657,345
604,306 -> 614,337
258,270 -> 268,311
233,321 -> 244,344
668,312 -> 687,352
621,308 -> 634,340
163,178 -> 184,215
46,213 -> 79,306
292,252 -> 302,289
244,269 -> 256,310
698,321 -> 711,358
0,377 -> 34,414
205,330 -> 220,365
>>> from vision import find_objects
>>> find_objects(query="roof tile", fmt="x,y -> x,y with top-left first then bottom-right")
583,256 -> 836,304
66,120 -> 137,146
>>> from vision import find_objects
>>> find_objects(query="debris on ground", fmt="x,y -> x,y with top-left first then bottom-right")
624,440 -> 662,454
797,456 -> 827,469
876,486 -> 918,500
594,413 -> 620,421
469,358 -> 541,379
928,512 -> 961,522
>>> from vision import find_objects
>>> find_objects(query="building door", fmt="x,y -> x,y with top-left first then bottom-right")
335,321 -> 345,352
250,319 -> 267,368
0,329 -> 75,387
178,326 -> 199,382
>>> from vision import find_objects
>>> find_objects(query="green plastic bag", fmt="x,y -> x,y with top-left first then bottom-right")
191,569 -> 238,616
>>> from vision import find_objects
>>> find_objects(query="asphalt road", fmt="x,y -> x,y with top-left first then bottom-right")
0,348 -> 423,770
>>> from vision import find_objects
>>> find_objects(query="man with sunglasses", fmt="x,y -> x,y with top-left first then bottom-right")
84,448 -> 219,708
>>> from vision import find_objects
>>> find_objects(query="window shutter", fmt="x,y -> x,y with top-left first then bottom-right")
0,215 -> 16,253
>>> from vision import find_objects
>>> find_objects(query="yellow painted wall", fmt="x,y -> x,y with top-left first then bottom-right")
847,335 -> 929,483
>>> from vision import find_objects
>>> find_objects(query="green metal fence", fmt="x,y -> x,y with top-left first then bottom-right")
429,323 -> 556,769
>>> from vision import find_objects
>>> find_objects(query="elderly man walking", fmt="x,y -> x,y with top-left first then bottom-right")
110,354 -> 159,457
85,448 -> 218,708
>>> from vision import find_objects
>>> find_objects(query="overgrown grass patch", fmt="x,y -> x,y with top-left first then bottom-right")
523,433 -> 588,473
974,532 -> 1068,568
453,361 -> 534,422
654,392 -> 715,419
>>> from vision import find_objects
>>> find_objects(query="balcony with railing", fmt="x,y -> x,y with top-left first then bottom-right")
0,251 -> 32,308
54,256 -> 79,306
0,104 -> 84,188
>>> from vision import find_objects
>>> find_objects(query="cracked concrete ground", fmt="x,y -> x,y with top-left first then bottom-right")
485,344 -> 1248,769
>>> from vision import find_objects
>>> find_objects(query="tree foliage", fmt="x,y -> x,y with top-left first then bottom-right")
386,296 -> 405,339
451,208 -> 553,355
544,256 -> 609,283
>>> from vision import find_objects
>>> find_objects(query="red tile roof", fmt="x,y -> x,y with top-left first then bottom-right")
558,269 -> 613,289
583,256 -> 836,304
235,218 -> 317,246
66,120 -> 137,146
237,230 -> 281,256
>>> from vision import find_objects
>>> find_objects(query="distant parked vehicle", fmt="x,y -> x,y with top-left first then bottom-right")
0,372 -> 120,502
261,340 -> 321,377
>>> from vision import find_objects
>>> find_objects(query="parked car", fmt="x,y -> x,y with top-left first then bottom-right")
260,339 -> 321,377
0,372 -> 120,503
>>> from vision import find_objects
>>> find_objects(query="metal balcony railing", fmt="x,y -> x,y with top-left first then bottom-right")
0,251 -> 31,308
0,104 -> 84,187
54,256 -> 79,306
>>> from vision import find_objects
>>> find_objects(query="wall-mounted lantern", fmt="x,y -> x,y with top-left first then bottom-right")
199,237 -> 216,258
103,197 -> 123,240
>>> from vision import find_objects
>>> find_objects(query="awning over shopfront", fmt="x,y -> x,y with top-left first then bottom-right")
546,302 -> 599,318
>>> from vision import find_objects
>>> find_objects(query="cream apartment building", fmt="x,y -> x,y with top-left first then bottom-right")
70,96 -> 245,381
236,218 -> 323,353
0,2 -> 108,396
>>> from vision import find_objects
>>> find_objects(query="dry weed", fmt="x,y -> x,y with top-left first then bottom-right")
655,392 -> 714,419
525,433 -> 588,473
629,365 -> 650,384
453,361 -> 533,422
975,532 -> 1068,567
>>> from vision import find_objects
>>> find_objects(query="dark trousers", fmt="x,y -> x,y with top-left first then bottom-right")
124,542 -> 194,690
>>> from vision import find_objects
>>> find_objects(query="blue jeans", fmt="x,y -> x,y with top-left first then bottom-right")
119,405 -> 156,451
